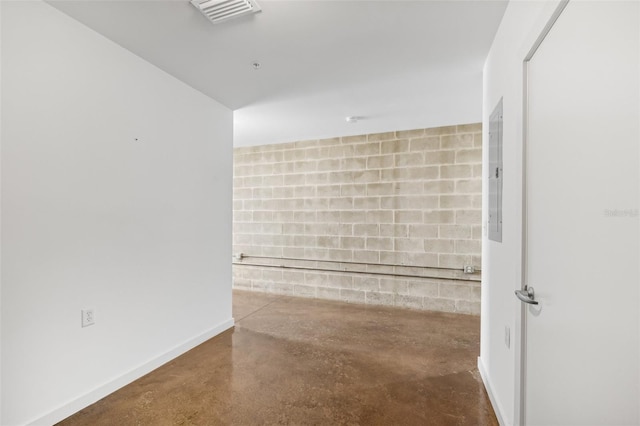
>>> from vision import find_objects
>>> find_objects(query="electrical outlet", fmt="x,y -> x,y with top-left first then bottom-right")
504,325 -> 510,349
463,265 -> 475,274
81,309 -> 95,328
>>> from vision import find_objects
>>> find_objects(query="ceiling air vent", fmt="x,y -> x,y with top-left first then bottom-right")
191,0 -> 262,24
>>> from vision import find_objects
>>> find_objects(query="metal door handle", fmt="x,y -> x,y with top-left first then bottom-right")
515,285 -> 538,305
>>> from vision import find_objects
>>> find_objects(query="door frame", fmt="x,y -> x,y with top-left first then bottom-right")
516,1 -> 569,424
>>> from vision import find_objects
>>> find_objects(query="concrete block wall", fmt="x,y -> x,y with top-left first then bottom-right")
233,123 -> 482,314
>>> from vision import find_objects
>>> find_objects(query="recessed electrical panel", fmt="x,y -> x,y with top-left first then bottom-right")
488,98 -> 503,242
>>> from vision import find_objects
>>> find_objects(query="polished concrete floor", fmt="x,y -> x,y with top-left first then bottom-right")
58,290 -> 497,425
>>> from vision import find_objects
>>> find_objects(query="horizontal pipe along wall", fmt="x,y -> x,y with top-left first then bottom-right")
233,124 -> 482,314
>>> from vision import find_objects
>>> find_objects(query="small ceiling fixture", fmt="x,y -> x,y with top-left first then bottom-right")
191,0 -> 262,25
345,116 -> 361,124
251,61 -> 261,70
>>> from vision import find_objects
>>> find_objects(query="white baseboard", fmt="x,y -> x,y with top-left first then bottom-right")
477,356 -> 507,426
29,318 -> 235,426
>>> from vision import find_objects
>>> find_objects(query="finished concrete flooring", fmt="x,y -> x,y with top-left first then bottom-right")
58,290 -> 497,425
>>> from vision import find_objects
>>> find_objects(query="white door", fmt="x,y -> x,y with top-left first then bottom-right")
523,1 -> 639,425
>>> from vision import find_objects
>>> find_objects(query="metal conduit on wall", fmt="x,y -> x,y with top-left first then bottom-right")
233,254 -> 481,282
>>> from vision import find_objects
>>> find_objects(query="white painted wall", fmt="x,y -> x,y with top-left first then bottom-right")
1,2 -> 233,424
0,2 -> 3,423
478,1 -> 562,424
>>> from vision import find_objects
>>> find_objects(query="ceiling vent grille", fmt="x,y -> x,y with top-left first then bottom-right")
191,0 -> 261,24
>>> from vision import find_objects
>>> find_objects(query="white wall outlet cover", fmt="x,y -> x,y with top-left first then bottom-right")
81,309 -> 95,327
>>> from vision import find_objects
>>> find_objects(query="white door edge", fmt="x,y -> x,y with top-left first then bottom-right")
516,2 -> 569,425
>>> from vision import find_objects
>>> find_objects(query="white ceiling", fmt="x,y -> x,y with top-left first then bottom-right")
48,0 -> 507,146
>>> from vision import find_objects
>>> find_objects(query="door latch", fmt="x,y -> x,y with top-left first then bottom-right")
515,285 -> 538,305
